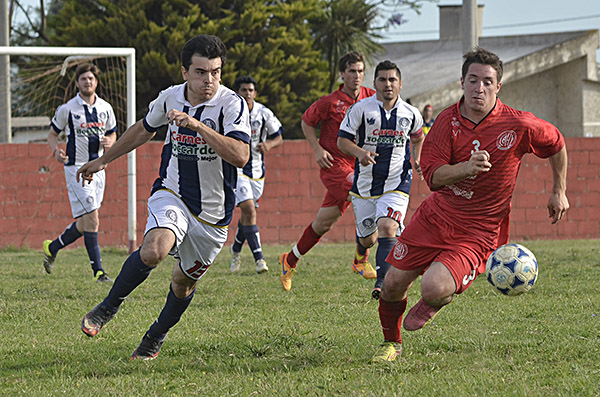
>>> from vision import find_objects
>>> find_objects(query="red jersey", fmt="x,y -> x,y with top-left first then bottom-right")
302,84 -> 375,168
410,98 -> 564,250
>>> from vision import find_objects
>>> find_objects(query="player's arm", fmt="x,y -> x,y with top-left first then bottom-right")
101,132 -> 117,150
302,119 -> 333,169
430,150 -> 492,188
337,136 -> 377,166
410,132 -> 425,180
547,145 -> 569,224
47,129 -> 68,163
167,109 -> 249,168
77,120 -> 155,183
257,134 -> 283,153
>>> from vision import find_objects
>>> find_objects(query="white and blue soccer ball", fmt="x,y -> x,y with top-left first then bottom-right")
486,243 -> 538,296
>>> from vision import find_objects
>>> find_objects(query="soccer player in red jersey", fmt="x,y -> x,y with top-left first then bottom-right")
371,47 -> 569,362
279,52 -> 376,291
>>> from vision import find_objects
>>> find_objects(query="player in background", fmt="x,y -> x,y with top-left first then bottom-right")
43,63 -> 117,283
371,47 -> 569,363
77,35 -> 251,360
338,60 -> 424,300
279,51 -> 376,291
229,76 -> 283,274
422,104 -> 435,135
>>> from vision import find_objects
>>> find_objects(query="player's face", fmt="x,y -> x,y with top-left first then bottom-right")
374,69 -> 402,102
461,63 -> 501,115
237,83 -> 257,107
340,62 -> 365,91
76,71 -> 97,97
182,55 -> 222,104
423,107 -> 433,120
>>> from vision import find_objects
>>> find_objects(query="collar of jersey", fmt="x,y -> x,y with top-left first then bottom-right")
76,92 -> 98,107
176,82 -> 222,108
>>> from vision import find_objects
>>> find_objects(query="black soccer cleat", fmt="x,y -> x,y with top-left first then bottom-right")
131,333 -> 164,360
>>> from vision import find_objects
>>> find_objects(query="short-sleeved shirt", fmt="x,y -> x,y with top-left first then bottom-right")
51,93 -> 117,166
404,98 -> 564,251
240,101 -> 282,180
143,83 -> 251,226
422,118 -> 435,135
338,94 -> 423,198
302,85 -> 375,170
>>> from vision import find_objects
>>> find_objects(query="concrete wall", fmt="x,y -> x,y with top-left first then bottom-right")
1,139 -> 598,250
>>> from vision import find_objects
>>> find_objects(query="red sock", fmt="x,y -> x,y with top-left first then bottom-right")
287,224 -> 321,267
378,298 -> 408,343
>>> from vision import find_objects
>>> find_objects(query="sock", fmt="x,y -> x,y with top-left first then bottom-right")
49,222 -> 82,256
102,249 -> 153,311
287,224 -> 321,267
242,224 -> 264,261
232,221 -> 245,253
83,231 -> 103,275
378,298 -> 408,343
148,285 -> 195,341
375,237 -> 396,289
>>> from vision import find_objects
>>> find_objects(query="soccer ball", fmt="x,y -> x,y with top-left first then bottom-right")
485,243 -> 538,296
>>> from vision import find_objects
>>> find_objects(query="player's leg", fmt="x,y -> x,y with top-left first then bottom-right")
372,217 -> 400,299
42,220 -> 83,274
238,197 -> 268,274
351,196 -> 377,280
77,210 -> 110,282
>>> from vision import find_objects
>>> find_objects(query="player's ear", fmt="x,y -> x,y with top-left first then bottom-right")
181,65 -> 188,81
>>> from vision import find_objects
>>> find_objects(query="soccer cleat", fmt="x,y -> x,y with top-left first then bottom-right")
255,258 -> 269,274
371,341 -> 402,363
403,298 -> 444,331
229,246 -> 241,273
279,253 -> 295,291
131,333 -> 164,360
371,287 -> 381,300
81,303 -> 116,337
42,239 -> 56,274
352,257 -> 376,279
94,271 -> 113,283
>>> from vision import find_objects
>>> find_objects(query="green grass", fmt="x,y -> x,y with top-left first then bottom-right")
0,240 -> 599,396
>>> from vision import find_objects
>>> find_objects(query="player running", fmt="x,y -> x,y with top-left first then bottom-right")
338,60 -> 424,300
43,63 -> 117,283
229,76 -> 283,274
371,47 -> 569,363
279,51 -> 376,291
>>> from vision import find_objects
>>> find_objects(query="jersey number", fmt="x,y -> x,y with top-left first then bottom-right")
471,140 -> 480,154
386,207 -> 402,222
187,260 -> 211,279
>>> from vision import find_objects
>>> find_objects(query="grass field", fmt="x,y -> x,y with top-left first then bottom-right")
0,240 -> 599,396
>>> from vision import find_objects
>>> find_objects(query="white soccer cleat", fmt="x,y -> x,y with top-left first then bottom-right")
229,246 -> 241,273
255,259 -> 268,274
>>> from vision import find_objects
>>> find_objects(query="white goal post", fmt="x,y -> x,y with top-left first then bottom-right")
0,46 -> 138,251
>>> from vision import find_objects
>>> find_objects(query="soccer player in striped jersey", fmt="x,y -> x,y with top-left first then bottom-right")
279,51 -> 376,291
76,35 -> 251,360
229,76 -> 283,274
43,63 -> 117,283
372,47 -> 569,363
338,60 -> 424,300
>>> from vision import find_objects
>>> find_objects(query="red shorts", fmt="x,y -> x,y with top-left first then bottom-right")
319,162 -> 354,213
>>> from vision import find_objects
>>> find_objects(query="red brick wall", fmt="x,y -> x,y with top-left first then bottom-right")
1,138 -> 597,249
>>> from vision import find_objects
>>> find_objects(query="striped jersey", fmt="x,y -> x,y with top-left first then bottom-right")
302,85 -> 375,169
240,101 -> 283,179
338,94 -> 423,198
143,83 -> 251,226
51,93 -> 117,166
418,98 -> 565,249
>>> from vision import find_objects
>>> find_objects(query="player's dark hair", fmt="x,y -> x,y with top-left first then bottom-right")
75,63 -> 99,81
181,35 -> 227,71
462,47 -> 503,82
338,51 -> 365,72
374,60 -> 401,80
233,76 -> 258,92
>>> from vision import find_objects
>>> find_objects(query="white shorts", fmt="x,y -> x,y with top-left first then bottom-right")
235,174 -> 264,207
351,191 -> 409,238
65,165 -> 105,218
145,190 -> 228,281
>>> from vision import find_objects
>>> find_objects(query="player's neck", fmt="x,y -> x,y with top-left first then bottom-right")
341,84 -> 360,100
79,92 -> 96,106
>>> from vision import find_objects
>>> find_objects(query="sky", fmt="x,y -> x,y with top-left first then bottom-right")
378,0 -> 600,61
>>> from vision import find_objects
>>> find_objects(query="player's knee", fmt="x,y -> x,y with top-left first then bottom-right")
420,279 -> 454,306
139,244 -> 168,267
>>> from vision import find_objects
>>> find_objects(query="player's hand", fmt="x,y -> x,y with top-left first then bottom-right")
100,135 -> 113,150
547,191 -> 569,224
414,160 -> 424,180
53,148 -> 68,164
76,159 -> 106,186
466,150 -> 491,176
167,109 -> 199,130
257,142 -> 269,154
314,147 -> 334,169
358,150 -> 378,166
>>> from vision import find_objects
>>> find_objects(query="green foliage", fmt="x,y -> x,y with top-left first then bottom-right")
0,240 -> 599,395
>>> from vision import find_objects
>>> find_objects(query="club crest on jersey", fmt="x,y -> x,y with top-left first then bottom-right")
399,117 -> 411,129
202,119 -> 217,131
362,218 -> 375,229
451,117 -> 461,136
165,209 -> 178,223
99,111 -> 108,121
346,172 -> 354,183
393,242 -> 408,261
497,130 -> 517,150
251,120 -> 261,130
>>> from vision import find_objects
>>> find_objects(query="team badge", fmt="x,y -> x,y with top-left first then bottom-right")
251,120 -> 261,130
86,197 -> 94,204
497,130 -> 517,150
99,111 -> 108,121
392,242 -> 408,261
202,119 -> 217,131
362,218 -> 375,229
346,171 -> 354,183
239,186 -> 248,195
399,117 -> 410,129
165,209 -> 178,223
451,117 -> 461,136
